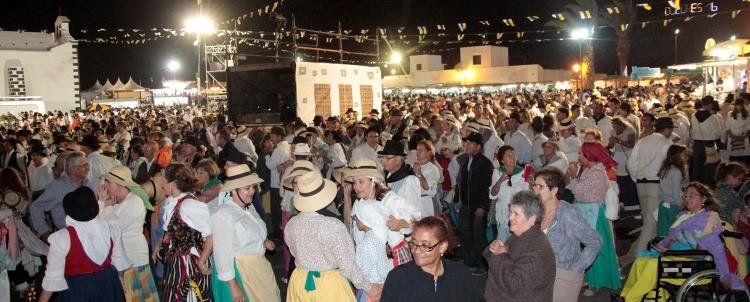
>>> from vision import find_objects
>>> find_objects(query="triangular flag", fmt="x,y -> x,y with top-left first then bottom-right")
684,16 -> 692,21
641,21 -> 647,28
732,10 -> 741,18
457,34 -> 464,41
496,32 -> 503,39
707,13 -> 717,18
663,19 -> 670,26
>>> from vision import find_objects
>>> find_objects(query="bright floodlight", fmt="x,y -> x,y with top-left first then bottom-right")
572,63 -> 581,72
674,29 -> 680,35
390,68 -> 397,75
167,60 -> 180,72
570,28 -> 590,40
390,52 -> 402,64
185,15 -> 216,34
731,35 -> 737,40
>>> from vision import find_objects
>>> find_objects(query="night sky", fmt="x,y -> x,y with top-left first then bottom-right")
2,0 -> 748,89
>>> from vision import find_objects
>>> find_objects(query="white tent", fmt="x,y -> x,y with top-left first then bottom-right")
86,80 -> 103,92
101,79 -> 114,91
112,78 -> 126,91
123,77 -> 145,90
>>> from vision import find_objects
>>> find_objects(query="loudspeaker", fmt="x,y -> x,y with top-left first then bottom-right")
227,63 -> 296,124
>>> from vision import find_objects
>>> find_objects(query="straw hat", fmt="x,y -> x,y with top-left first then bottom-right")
557,118 -> 575,131
236,125 -> 251,138
293,143 -> 311,156
342,158 -> 384,183
222,164 -> 263,192
294,170 -> 337,212
282,160 -> 318,189
104,166 -> 139,187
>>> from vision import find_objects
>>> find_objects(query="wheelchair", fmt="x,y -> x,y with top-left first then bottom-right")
643,231 -> 750,302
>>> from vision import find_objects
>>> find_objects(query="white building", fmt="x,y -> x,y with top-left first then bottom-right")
382,45 -> 572,89
0,16 -> 80,113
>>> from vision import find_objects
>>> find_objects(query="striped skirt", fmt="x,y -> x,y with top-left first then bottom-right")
122,265 -> 159,302
161,253 -> 211,302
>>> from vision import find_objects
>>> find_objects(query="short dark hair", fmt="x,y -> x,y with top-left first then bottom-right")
534,167 -> 568,200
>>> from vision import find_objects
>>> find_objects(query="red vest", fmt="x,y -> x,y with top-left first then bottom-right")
64,226 -> 113,277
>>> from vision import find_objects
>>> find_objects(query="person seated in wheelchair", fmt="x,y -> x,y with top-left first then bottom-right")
620,182 -> 747,302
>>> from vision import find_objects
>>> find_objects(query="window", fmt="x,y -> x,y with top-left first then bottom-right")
360,85 -> 373,114
416,63 -> 422,71
472,55 -> 482,65
314,84 -> 332,118
338,84 -> 353,116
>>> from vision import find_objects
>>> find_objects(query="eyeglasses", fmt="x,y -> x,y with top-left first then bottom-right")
531,183 -> 549,190
407,240 -> 443,253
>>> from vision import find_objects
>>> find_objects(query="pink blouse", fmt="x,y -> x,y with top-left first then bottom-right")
569,163 -> 609,202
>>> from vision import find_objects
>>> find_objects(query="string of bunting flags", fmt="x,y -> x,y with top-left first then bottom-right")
219,0 -> 284,26
75,3 -> 748,46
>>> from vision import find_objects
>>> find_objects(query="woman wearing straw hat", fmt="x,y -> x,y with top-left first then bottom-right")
211,164 -> 280,302
285,170 -> 382,301
279,158 -> 316,282
98,166 -> 158,301
39,186 -> 131,302
342,158 -> 419,268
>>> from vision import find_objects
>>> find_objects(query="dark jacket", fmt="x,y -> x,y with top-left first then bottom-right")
484,226 -> 556,302
455,152 -> 493,211
381,260 -> 484,302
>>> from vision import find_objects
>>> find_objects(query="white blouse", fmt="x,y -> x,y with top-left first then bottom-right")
162,193 -> 212,256
210,200 -> 268,281
27,159 -> 54,192
417,162 -> 441,217
725,114 -> 750,157
98,192 -> 149,267
42,218 -> 130,292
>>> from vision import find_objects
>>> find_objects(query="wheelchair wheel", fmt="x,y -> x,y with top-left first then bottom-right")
675,269 -> 750,302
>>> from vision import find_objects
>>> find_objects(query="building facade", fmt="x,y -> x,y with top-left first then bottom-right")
0,16 -> 79,112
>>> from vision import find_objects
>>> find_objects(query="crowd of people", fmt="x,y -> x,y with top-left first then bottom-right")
0,82 -> 748,301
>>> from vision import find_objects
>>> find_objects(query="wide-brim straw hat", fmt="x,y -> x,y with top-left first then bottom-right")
104,166 -> 139,187
294,170 -> 337,213
222,164 -> 263,192
556,118 -> 575,131
282,160 -> 317,190
342,158 -> 383,183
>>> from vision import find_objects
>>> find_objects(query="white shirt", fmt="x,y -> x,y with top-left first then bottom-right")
381,191 -> 420,240
350,143 -> 383,171
575,116 -> 596,136
726,113 -> 750,156
42,217 -> 130,292
690,113 -> 724,141
531,133 -> 549,161
628,133 -> 673,181
416,162 -> 441,217
267,141 -> 292,189
559,135 -> 582,162
355,231 -> 393,283
386,174 -> 422,220
99,192 -> 149,267
112,131 -> 132,150
483,134 -> 505,166
211,199 -> 268,281
327,143 -> 348,169
504,130 -> 533,164
612,126 -> 636,176
86,151 -> 121,190
595,116 -> 614,146
28,158 -> 54,192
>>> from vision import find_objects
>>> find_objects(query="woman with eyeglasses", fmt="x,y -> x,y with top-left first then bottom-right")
490,145 -> 533,242
532,168 -> 600,302
381,215 -> 482,302
567,142 -> 622,294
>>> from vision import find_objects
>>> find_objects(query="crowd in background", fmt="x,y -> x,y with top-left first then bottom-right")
0,82 -> 748,301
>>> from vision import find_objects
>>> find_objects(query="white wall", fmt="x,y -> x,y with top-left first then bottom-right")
295,62 -> 383,124
410,55 -> 444,72
0,100 -> 45,113
0,42 -> 79,112
383,64 -> 571,88
460,46 -> 509,68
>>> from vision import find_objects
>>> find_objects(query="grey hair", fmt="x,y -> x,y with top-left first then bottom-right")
510,190 -> 545,225
64,151 -> 86,174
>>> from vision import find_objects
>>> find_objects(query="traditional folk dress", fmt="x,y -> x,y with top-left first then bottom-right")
160,194 -> 212,302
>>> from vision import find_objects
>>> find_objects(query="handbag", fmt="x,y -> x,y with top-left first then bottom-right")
605,180 -> 620,220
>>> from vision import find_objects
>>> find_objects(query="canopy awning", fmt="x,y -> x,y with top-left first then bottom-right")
101,79 -> 114,91
112,78 -> 126,90
702,39 -> 750,58
668,57 -> 749,70
122,77 -> 145,90
86,80 -> 103,92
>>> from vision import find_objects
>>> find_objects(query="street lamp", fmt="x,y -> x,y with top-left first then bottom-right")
570,28 -> 591,100
731,35 -> 737,41
389,51 -> 407,75
184,15 -> 215,93
167,60 -> 180,80
674,29 -> 680,64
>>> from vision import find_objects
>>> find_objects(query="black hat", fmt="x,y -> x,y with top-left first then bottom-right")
377,140 -> 407,157
270,126 -> 286,136
78,135 -> 101,150
63,187 -> 99,222
326,116 -> 340,122
390,109 -> 403,117
654,117 -> 676,131
370,109 -> 380,115
462,132 -> 484,145
225,148 -> 249,165
29,144 -> 48,157
181,136 -> 201,148
53,134 -> 71,145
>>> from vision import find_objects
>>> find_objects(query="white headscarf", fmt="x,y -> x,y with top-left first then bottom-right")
352,200 -> 390,244
65,216 -> 113,265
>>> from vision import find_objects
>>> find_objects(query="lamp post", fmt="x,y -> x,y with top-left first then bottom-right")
571,28 -> 591,101
185,15 -> 215,94
674,29 -> 680,65
390,51 -> 407,75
